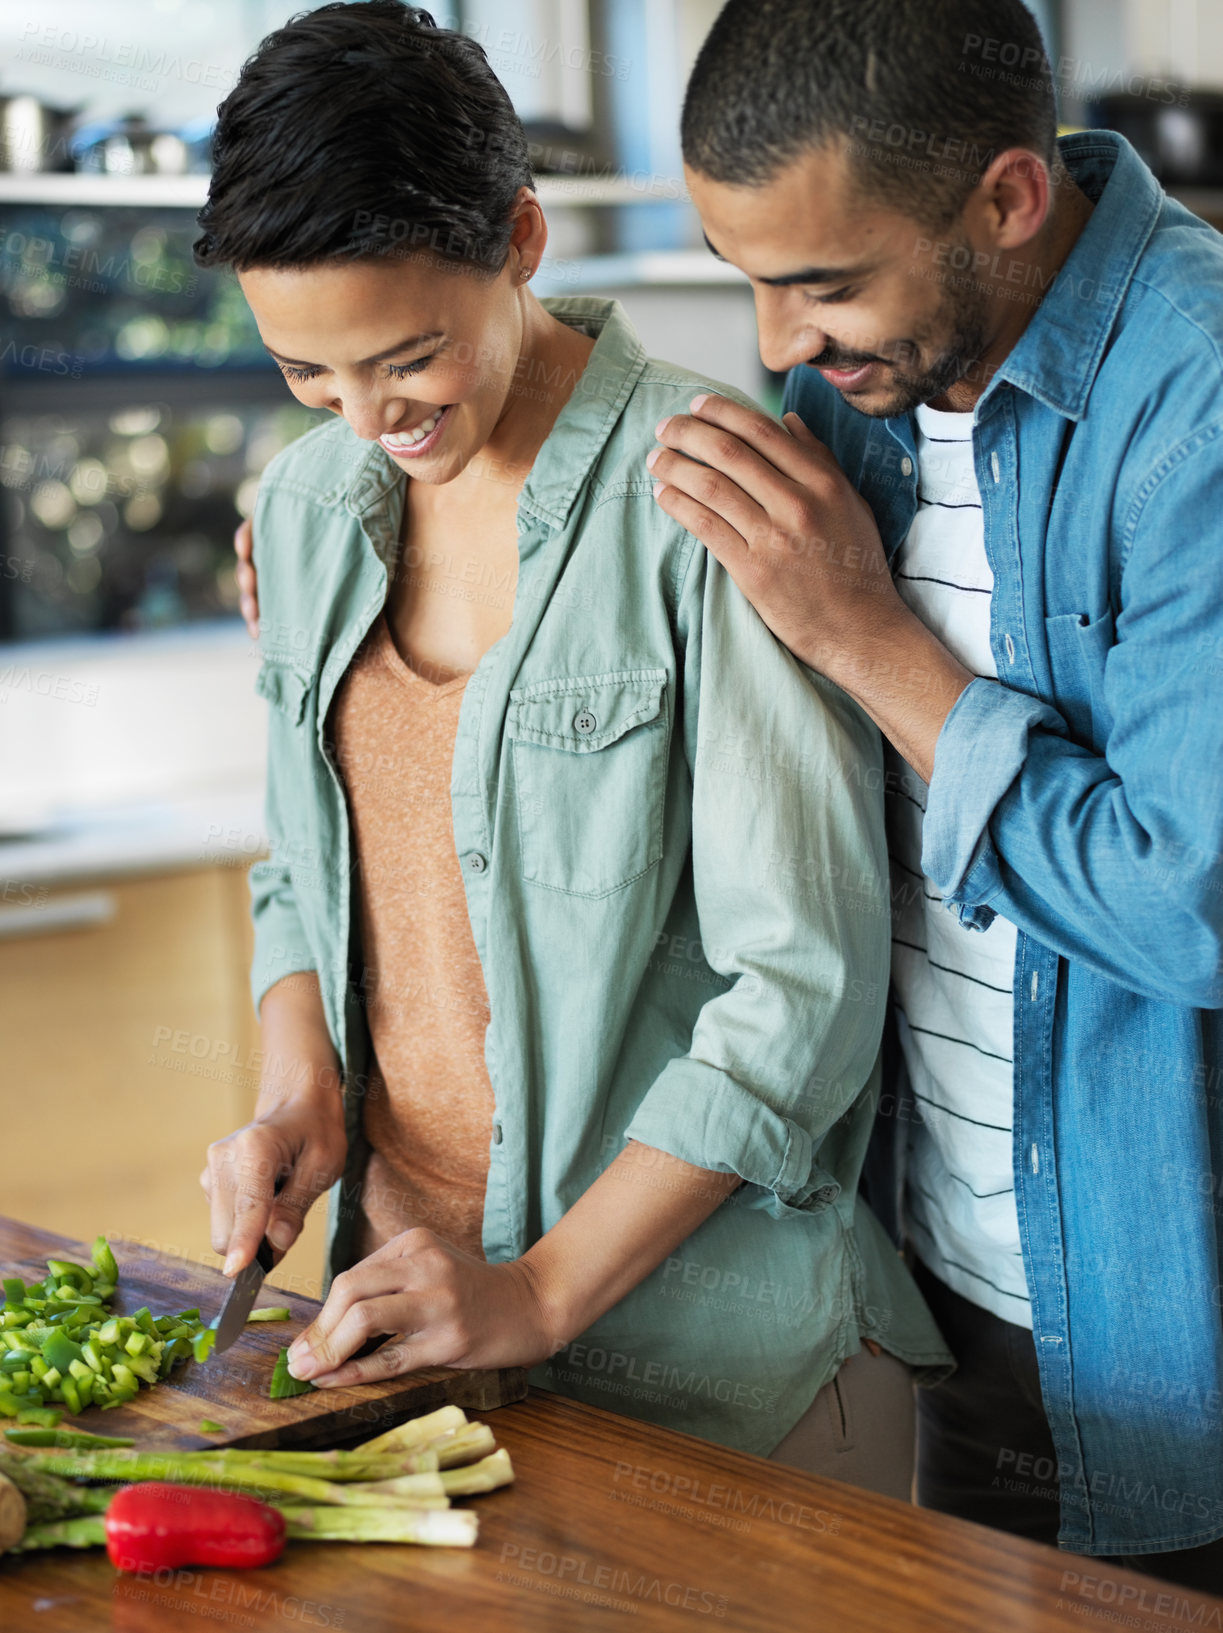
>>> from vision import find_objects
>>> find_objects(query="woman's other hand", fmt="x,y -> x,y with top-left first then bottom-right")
234,515 -> 260,638
283,1231 -> 554,1385
283,1140 -> 743,1386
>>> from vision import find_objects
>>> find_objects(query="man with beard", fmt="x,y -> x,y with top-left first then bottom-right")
649,0 -> 1223,1592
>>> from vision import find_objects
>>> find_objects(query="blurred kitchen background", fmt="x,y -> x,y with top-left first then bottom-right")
1,0 -> 1220,1295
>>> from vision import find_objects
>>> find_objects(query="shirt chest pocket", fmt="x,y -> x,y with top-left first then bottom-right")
1043,609 -> 1115,749
255,658 -> 313,724
506,668 -> 670,899
255,657 -> 318,853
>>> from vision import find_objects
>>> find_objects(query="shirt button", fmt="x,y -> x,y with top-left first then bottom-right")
900,456 -> 913,477
815,1184 -> 839,1205
491,1119 -> 503,1146
466,851 -> 488,874
574,709 -> 597,735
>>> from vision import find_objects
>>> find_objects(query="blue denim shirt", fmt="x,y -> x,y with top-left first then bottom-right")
785,132 -> 1223,1557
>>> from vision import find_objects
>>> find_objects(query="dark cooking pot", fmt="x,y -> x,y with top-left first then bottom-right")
74,115 -> 190,176
0,95 -> 78,173
1087,89 -> 1223,188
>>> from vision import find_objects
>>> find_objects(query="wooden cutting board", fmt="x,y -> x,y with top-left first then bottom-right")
0,1217 -> 526,1450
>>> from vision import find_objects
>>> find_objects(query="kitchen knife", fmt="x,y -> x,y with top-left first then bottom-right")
210,1236 -> 275,1353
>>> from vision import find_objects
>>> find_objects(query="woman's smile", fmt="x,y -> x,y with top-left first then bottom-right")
379,403 -> 455,459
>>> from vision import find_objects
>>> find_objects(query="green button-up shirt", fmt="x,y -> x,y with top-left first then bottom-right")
248,296 -> 950,1455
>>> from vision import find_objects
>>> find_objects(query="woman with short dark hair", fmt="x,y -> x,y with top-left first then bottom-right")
197,0 -> 949,1491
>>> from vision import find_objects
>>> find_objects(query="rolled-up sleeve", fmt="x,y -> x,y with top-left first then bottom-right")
624,545 -> 892,1215
250,856 -> 316,1016
923,678 -> 1064,930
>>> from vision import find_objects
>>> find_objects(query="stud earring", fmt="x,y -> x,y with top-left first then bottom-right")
519,263 -> 533,281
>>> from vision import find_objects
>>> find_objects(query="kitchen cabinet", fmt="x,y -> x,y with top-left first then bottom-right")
0,862 -> 328,1298
0,177 -> 319,645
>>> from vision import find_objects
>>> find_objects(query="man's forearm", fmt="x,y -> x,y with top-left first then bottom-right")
820,603 -> 975,784
518,1139 -> 741,1351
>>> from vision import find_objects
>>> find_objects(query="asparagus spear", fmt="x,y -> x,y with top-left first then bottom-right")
22,1450 -> 465,1510
429,1424 -> 497,1468
280,1505 -> 477,1546
305,1488 -> 450,1510
7,1504 -> 477,1552
359,1449 -> 515,1502
21,1451 -> 352,1507
231,1423 -> 490,1475
203,1447 -> 441,1480
357,1405 -> 467,1455
439,1449 -> 514,1497
7,1514 -> 106,1552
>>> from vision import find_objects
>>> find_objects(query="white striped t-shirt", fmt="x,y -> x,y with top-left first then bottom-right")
888,401 -> 1031,1328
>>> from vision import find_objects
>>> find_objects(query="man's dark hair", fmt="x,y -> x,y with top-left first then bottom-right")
194,1 -> 533,273
682,0 -> 1057,229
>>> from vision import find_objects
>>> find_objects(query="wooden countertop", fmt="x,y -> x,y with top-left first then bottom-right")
4,1388 -> 1221,1632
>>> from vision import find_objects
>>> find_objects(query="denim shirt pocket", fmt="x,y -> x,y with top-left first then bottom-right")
1043,609 -> 1115,750
506,667 -> 669,898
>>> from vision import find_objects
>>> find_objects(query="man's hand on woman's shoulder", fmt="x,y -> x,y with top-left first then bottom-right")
234,515 -> 260,639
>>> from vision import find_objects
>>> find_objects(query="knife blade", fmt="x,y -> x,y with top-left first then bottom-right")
210,1236 -> 276,1353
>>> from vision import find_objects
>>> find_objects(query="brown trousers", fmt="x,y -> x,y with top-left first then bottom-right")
767,1347 -> 916,1503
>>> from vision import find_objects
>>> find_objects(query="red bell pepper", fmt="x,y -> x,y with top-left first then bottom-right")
104,1481 -> 286,1573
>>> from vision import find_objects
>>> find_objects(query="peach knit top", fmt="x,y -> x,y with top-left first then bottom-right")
332,613 -> 494,1261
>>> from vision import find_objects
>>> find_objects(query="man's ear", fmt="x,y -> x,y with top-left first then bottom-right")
974,146 -> 1051,251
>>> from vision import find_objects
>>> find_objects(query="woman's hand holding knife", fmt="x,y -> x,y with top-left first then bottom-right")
201,972 -> 348,1278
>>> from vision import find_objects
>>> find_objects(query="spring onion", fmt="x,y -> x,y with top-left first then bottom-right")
3,1403 -> 514,1557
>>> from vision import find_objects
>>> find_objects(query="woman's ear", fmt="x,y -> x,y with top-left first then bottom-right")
507,186 -> 548,281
